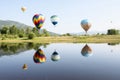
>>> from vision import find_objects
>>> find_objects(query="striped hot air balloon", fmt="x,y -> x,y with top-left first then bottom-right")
32,14 -> 45,30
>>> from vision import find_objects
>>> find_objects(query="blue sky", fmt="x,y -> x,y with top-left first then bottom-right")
0,0 -> 120,34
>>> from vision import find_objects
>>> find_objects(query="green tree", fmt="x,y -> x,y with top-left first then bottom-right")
19,28 -> 25,34
66,33 -> 71,36
32,27 -> 39,36
18,33 -> 24,38
26,27 -> 32,35
42,29 -> 50,36
107,29 -> 119,35
1,26 -> 9,34
62,33 -> 71,36
28,32 -> 35,39
18,28 -> 25,38
9,25 -> 18,35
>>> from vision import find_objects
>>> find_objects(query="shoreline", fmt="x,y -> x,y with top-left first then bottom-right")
0,35 -> 120,43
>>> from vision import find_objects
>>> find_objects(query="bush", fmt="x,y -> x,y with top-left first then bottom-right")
18,33 -> 24,38
2,36 -> 6,40
28,33 -> 35,39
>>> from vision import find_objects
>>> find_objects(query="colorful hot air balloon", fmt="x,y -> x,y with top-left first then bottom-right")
81,44 -> 92,57
51,51 -> 60,61
33,49 -> 46,64
81,19 -> 91,33
32,14 -> 45,30
21,6 -> 26,12
50,15 -> 59,26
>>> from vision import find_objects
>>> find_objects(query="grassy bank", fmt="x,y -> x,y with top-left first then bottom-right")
0,35 -> 120,43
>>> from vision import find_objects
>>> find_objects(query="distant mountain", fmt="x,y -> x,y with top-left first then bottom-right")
0,20 -> 60,36
40,29 -> 60,36
0,20 -> 32,29
70,31 -> 107,35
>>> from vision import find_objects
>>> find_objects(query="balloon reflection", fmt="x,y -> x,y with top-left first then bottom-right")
22,64 -> 28,70
33,49 -> 46,64
81,44 -> 92,57
51,50 -> 60,61
21,6 -> 26,12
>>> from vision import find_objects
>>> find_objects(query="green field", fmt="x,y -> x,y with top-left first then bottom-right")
0,35 -> 120,43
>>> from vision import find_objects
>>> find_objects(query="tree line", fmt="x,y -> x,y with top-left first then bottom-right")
0,25 -> 119,40
0,25 -> 50,39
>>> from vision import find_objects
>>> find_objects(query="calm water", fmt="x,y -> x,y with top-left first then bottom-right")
0,43 -> 120,80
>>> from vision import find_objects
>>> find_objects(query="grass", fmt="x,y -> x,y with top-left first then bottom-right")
0,35 -> 120,43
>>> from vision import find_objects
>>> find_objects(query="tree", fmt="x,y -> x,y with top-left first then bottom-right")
42,29 -> 50,36
26,27 -> 32,35
1,26 -> 9,34
28,32 -> 35,39
19,28 -> 25,35
107,29 -> 119,35
9,25 -> 18,35
66,33 -> 71,36
32,27 -> 39,36
62,33 -> 71,36
18,33 -> 24,38
18,28 -> 25,37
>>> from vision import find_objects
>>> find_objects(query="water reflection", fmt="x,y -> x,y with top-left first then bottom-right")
33,48 -> 46,64
22,64 -> 28,70
108,43 -> 119,46
107,43 -> 120,53
0,43 -> 120,80
0,42 -> 49,57
51,50 -> 60,61
81,44 -> 92,57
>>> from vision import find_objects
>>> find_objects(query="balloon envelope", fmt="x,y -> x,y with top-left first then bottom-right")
51,51 -> 60,61
33,49 -> 46,63
33,14 -> 45,29
81,44 -> 92,57
21,7 -> 26,12
50,15 -> 59,26
81,19 -> 91,32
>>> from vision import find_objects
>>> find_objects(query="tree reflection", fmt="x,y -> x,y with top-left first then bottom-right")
108,43 -> 119,46
81,44 -> 93,57
0,42 -> 49,57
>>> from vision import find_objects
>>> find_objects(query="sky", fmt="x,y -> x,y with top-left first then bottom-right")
0,0 -> 120,34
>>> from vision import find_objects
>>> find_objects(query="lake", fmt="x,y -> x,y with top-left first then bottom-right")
0,42 -> 120,80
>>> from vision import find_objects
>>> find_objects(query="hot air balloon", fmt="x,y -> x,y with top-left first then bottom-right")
81,19 -> 91,34
51,51 -> 60,61
32,14 -> 45,30
81,44 -> 92,57
22,64 -> 28,70
50,15 -> 59,26
33,49 -> 46,64
21,6 -> 26,12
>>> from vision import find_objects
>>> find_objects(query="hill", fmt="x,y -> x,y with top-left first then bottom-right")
0,20 -> 32,29
71,31 -> 107,35
0,20 -> 59,36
